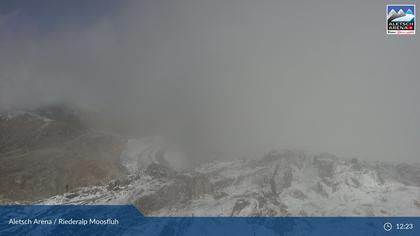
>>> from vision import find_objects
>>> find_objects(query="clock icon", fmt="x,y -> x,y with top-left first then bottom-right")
383,222 -> 393,232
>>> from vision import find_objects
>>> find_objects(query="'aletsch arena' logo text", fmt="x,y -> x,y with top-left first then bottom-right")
387,4 -> 415,35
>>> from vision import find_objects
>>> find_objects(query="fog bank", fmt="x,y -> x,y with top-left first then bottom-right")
1,0 -> 419,161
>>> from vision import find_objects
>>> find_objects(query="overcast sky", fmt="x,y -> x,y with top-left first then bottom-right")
0,0 -> 419,162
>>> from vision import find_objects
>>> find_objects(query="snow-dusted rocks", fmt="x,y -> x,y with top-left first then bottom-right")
36,146 -> 420,217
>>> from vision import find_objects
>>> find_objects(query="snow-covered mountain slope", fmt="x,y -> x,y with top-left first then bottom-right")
2,105 -> 419,216
38,147 -> 420,216
392,14 -> 415,22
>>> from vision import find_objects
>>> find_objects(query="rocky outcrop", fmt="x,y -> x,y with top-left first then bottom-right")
145,163 -> 175,178
314,153 -> 338,180
134,172 -> 213,214
35,148 -> 420,216
230,199 -> 250,216
396,164 -> 420,187
0,105 -> 127,201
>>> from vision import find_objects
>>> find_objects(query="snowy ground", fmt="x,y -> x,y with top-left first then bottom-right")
37,144 -> 420,216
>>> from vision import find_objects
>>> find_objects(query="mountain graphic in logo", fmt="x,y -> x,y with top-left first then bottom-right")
387,4 -> 415,35
387,8 -> 415,23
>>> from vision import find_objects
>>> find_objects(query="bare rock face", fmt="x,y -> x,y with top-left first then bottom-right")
269,164 -> 293,195
314,153 -> 338,180
414,200 -> 420,209
255,151 -> 296,196
134,179 -> 192,214
231,199 -> 250,216
134,172 -> 213,214
0,105 -> 127,201
396,164 -> 420,187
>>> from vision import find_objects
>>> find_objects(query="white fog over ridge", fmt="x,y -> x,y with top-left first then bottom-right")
0,0 -> 419,163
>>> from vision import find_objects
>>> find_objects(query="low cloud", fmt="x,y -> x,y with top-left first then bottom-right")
1,0 -> 419,162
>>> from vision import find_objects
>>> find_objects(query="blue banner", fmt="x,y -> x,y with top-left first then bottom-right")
0,205 -> 419,235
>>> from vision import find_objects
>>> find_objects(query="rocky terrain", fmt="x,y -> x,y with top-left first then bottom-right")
0,105 -> 127,201
1,105 -> 420,216
41,146 -> 420,216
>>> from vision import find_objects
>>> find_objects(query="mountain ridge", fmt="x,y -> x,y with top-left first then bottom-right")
1,105 -> 419,216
